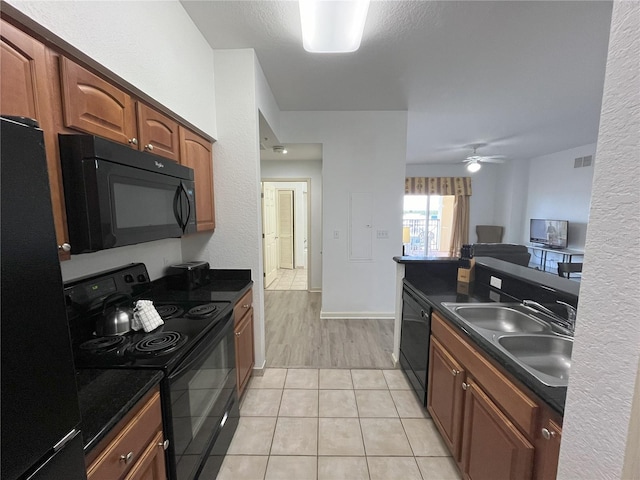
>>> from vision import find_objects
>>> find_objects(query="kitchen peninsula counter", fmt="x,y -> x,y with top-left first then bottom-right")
395,256 -> 575,415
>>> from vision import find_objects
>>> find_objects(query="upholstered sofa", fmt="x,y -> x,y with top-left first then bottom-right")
471,243 -> 531,267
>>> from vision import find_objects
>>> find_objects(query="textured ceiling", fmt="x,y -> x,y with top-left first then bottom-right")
181,1 -> 613,164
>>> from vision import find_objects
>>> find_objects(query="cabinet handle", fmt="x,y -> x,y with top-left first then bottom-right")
158,439 -> 169,450
58,243 -> 71,252
420,310 -> 425,318
128,137 -> 138,145
235,332 -> 241,337
462,382 -> 469,390
242,304 -> 250,308
119,452 -> 134,464
541,428 -> 557,440
451,369 -> 460,376
145,143 -> 154,151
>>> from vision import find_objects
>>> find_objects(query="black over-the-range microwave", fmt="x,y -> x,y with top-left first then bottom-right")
59,134 -> 196,254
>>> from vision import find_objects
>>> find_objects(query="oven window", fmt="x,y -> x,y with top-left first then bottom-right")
112,181 -> 177,229
171,325 -> 235,479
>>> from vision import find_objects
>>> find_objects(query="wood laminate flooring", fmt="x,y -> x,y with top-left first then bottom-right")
264,291 -> 395,368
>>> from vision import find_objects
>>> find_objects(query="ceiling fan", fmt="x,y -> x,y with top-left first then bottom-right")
462,145 -> 506,172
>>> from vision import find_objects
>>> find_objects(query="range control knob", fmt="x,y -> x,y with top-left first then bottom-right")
124,274 -> 134,283
137,274 -> 147,282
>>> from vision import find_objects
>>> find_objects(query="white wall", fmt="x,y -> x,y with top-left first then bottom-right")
405,163 -> 509,245
181,49 -> 267,369
523,144 -> 596,249
9,0 -> 217,281
559,1 -> 640,478
281,112 -> 407,318
261,161 -> 323,291
493,160 -> 529,244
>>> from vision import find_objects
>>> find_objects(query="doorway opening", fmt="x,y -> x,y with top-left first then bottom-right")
403,195 -> 455,256
262,180 -> 310,290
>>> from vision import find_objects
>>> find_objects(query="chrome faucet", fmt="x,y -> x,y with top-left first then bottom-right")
522,299 -> 576,334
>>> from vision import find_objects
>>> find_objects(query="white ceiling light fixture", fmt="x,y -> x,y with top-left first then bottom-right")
466,160 -> 481,173
273,145 -> 288,154
299,0 -> 370,53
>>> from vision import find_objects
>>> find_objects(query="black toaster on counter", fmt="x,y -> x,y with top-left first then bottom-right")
165,261 -> 210,290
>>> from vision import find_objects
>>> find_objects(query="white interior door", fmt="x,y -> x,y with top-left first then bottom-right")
277,189 -> 294,269
262,183 -> 278,287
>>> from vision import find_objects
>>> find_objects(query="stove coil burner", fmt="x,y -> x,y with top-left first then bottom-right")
79,336 -> 126,354
155,304 -> 184,320
133,331 -> 186,356
187,303 -> 219,319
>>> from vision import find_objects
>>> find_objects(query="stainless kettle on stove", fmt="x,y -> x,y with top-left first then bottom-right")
96,293 -> 133,336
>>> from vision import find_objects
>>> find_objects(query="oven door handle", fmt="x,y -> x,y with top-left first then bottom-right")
168,313 -> 233,380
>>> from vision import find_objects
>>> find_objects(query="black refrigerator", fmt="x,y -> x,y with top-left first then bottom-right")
1,117 -> 87,480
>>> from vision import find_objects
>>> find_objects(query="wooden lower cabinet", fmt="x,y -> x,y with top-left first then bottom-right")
428,313 -> 562,480
234,288 -> 254,397
461,379 -> 534,480
87,389 -> 166,480
427,337 -> 466,458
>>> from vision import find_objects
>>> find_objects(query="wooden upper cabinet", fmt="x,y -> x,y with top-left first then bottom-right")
60,57 -> 137,146
179,126 -> 215,231
1,19 -> 71,260
136,103 -> 180,162
0,19 -> 45,119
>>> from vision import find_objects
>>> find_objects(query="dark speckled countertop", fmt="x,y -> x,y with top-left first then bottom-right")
399,259 -> 570,416
76,369 -> 163,453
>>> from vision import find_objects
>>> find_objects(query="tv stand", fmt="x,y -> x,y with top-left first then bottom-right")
526,244 -> 584,274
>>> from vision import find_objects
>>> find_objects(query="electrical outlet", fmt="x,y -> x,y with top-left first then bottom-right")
490,276 -> 503,289
376,230 -> 389,239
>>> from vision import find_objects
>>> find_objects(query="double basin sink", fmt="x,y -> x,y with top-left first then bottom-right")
441,303 -> 572,387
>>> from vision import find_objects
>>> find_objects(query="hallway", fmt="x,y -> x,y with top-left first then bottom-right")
263,290 -> 394,368
265,268 -> 308,291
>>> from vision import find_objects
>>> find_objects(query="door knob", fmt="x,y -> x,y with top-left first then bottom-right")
58,243 -> 71,252
541,428 -> 557,440
119,452 -> 134,463
145,144 -> 154,151
128,137 -> 138,145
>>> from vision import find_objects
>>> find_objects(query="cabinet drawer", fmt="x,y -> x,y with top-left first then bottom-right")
87,390 -> 162,480
432,313 -> 539,438
234,289 -> 253,325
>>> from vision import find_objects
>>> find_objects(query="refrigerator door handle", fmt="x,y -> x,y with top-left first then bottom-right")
52,429 -> 80,453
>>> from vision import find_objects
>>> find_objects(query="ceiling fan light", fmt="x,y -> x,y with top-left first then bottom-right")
467,161 -> 481,173
299,0 -> 370,53
273,145 -> 288,154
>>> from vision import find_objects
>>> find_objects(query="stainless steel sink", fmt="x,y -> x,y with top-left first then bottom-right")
440,302 -> 572,387
444,304 -> 551,333
497,335 -> 573,386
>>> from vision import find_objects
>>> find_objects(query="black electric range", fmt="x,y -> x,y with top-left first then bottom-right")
64,263 -> 239,480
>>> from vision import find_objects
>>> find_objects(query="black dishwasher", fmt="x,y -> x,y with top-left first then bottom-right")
399,283 -> 432,405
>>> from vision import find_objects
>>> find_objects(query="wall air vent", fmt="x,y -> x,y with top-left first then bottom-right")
574,155 -> 595,168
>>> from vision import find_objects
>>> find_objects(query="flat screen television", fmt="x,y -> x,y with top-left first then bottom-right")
530,219 -> 569,249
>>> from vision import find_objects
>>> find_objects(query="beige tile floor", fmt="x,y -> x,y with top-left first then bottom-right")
216,368 -> 461,480
266,268 -> 307,291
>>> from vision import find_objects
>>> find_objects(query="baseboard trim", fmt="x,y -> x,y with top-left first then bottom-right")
252,360 -> 267,374
320,311 -> 395,320
309,288 -> 322,293
391,352 -> 399,367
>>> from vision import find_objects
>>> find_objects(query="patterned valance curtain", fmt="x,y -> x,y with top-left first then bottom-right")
405,177 -> 472,257
405,177 -> 472,196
